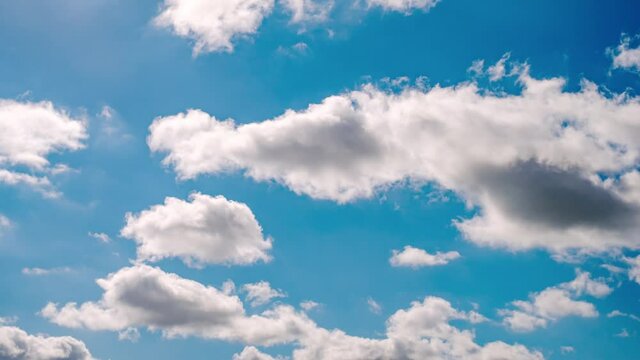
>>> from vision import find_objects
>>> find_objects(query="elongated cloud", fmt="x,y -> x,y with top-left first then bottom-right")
0,326 -> 93,360
41,265 -> 541,359
154,0 -> 275,54
390,246 -> 460,268
148,63 -> 640,254
499,271 -> 612,332
367,0 -> 440,13
0,99 -> 87,197
121,193 -> 272,267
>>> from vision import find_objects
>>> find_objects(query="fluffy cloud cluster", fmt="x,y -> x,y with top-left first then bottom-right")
148,63 -> 640,254
42,265 -> 541,359
500,271 -> 612,332
624,255 -> 640,284
121,193 -> 272,267
0,326 -> 93,360
390,246 -> 460,268
0,99 -> 87,197
610,35 -> 640,73
154,0 -> 275,54
367,0 -> 440,13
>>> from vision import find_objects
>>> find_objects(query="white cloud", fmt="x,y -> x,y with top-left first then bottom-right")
624,255 -> 640,284
22,267 -> 72,276
560,346 -> 574,355
243,281 -> 286,307
41,265 -> 315,346
607,310 -> 640,322
390,246 -> 460,268
0,99 -> 86,197
233,346 -> 279,360
367,297 -> 382,315
120,193 -> 272,267
88,232 -> 111,243
610,35 -> 640,73
615,328 -> 630,338
281,0 -> 333,24
0,316 -> 18,325
148,64 -> 640,255
42,265 -> 540,359
0,326 -> 93,360
487,53 -> 511,81
299,301 -> 320,312
367,0 -> 440,13
0,214 -> 11,235
500,271 -> 611,332
117,327 -> 141,342
154,0 -> 275,54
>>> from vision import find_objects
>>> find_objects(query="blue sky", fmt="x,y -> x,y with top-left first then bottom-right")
1,0 -> 640,359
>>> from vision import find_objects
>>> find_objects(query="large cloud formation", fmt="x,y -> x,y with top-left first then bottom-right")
148,64 -> 640,255
0,99 -> 87,197
120,193 -> 272,267
0,326 -> 93,360
42,265 -> 542,359
499,271 -> 612,332
153,0 -> 275,54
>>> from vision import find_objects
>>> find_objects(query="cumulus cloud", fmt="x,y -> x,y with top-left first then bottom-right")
299,301 -> 320,312
0,326 -> 93,360
120,193 -> 272,267
154,0 -> 275,54
243,281 -> 286,307
500,271 -> 611,332
281,0 -> 333,24
609,34 -> 640,73
42,265 -> 541,359
0,99 -> 86,197
148,63 -> 640,255
390,246 -> 460,268
41,265 -> 314,346
367,0 -> 440,13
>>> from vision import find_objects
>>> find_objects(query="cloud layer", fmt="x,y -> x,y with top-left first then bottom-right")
42,265 -> 542,359
121,193 -> 272,267
148,64 -> 640,254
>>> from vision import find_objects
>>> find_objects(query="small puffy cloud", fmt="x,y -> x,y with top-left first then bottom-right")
233,346 -> 279,360
615,328 -> 630,338
390,246 -> 460,268
500,271 -> 611,332
609,34 -> 640,73
487,53 -> 511,81
148,65 -> 640,255
560,346 -> 574,355
624,255 -> 640,284
299,301 -> 320,312
94,106 -> 133,147
366,0 -> 440,13
242,281 -> 286,307
41,265 -> 315,346
0,326 -> 93,360
281,0 -> 333,24
88,232 -> 111,243
117,327 -> 140,342
120,193 -> 272,267
0,214 -> 11,235
154,0 -> 275,54
0,316 -> 18,325
42,265 -> 541,359
367,297 -> 382,314
22,267 -> 72,276
0,99 -> 86,197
